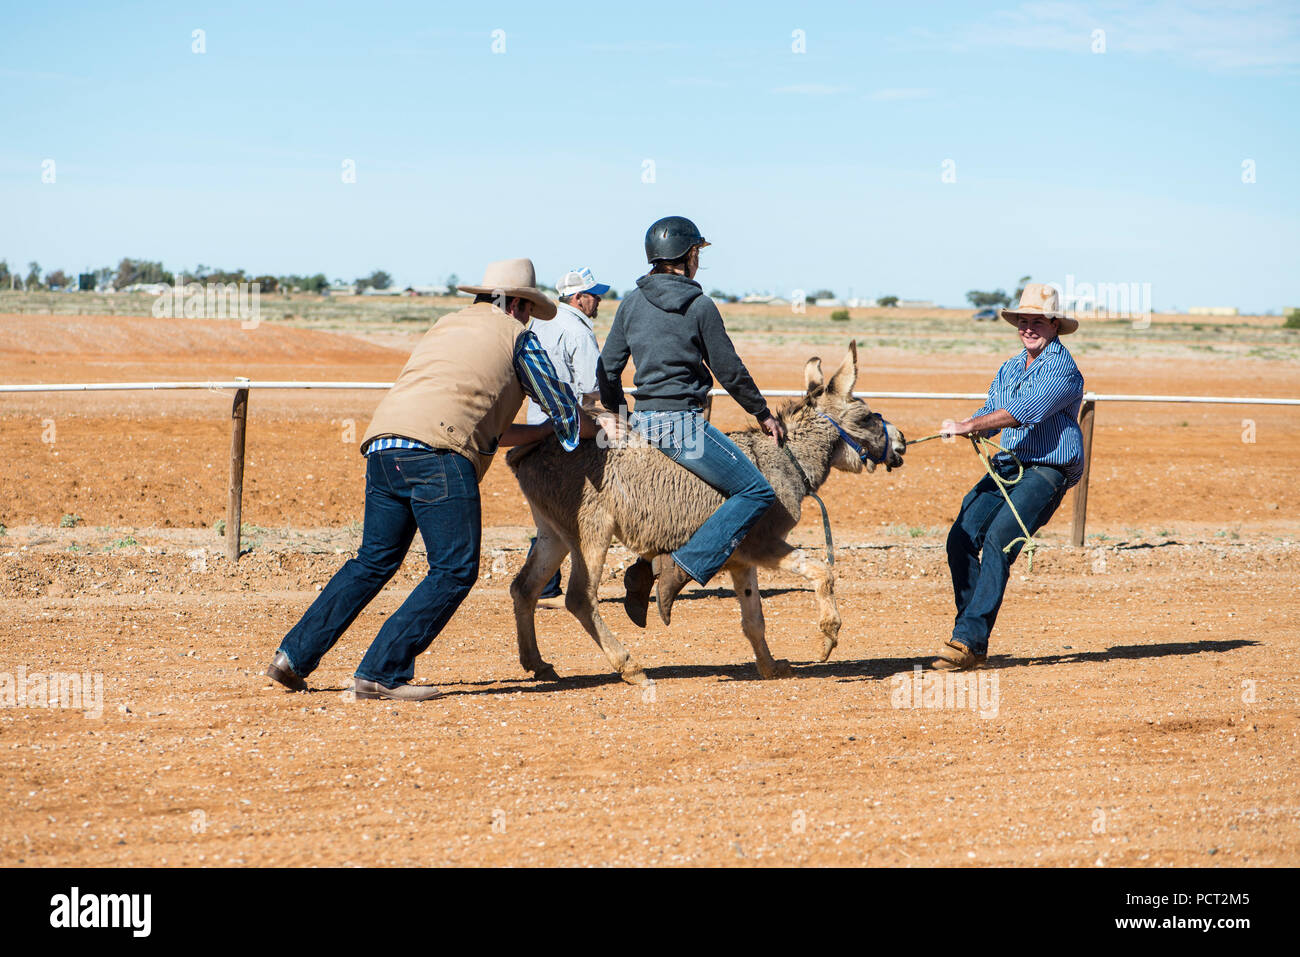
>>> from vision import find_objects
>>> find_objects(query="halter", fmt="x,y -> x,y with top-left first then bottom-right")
780,410 -> 895,569
817,411 -> 892,466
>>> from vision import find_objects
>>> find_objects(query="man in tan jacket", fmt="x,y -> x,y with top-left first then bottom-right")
265,259 -> 586,701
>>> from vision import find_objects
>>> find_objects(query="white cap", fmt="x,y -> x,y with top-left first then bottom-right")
556,267 -> 610,299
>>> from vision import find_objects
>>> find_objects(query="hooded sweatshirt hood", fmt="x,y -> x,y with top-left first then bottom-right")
636,272 -> 702,314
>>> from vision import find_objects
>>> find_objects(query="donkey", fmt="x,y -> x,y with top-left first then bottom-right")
505,341 -> 905,684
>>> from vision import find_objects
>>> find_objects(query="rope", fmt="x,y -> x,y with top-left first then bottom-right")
966,435 -> 1041,571
781,445 -> 835,567
906,431 -> 1042,572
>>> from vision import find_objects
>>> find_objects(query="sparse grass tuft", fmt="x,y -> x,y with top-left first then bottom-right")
60,514 -> 82,528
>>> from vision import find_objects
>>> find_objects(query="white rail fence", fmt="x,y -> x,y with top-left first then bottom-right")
4,380 -> 1298,561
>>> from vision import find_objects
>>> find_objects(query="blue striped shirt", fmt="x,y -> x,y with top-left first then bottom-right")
364,329 -> 581,456
973,338 -> 1086,488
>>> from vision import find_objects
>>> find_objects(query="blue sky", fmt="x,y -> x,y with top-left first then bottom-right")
4,0 -> 1298,310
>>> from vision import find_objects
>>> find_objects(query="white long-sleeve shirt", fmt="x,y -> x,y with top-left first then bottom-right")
525,300 -> 602,425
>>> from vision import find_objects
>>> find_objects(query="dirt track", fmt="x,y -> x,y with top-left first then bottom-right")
2,314 -> 1298,866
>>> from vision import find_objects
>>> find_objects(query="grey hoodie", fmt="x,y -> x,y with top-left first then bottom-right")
597,273 -> 770,420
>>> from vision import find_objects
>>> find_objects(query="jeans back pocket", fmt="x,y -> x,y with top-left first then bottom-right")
395,453 -> 451,503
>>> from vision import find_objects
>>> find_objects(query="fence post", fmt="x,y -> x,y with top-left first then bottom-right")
1070,398 -> 1097,546
226,380 -> 250,562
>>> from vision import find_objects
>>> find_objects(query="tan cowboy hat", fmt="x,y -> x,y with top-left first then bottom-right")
458,258 -> 557,320
1001,283 -> 1078,335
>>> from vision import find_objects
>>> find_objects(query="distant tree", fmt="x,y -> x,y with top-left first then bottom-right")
1013,275 -> 1032,302
25,261 -> 42,290
966,288 -> 1011,308
93,266 -> 114,289
0,260 -> 10,288
811,288 -> 836,301
830,308 -> 851,322
114,258 -> 173,289
445,273 -> 459,293
605,288 -> 618,300
45,269 -> 70,289
876,295 -> 899,307
305,273 -> 328,293
252,275 -> 279,293
367,270 -> 392,290
1284,309 -> 1300,330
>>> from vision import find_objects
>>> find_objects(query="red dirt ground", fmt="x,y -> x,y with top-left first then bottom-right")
1,314 -> 1297,866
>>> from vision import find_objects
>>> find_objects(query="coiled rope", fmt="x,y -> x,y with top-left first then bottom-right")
906,431 -> 1041,571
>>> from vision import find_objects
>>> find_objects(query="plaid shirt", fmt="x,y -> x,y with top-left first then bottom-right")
973,337 -> 1086,488
364,330 -> 581,456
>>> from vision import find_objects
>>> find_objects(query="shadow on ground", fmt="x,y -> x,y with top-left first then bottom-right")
299,637 -> 1257,699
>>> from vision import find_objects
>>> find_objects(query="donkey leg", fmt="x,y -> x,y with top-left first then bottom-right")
776,546 -> 841,662
509,521 -> 569,681
565,536 -> 648,685
728,564 -> 792,679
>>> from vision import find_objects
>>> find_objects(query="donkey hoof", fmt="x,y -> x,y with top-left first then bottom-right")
819,635 -> 839,662
532,664 -> 561,682
758,659 -> 794,680
620,665 -> 649,686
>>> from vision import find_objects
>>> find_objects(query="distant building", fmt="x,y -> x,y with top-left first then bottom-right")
403,284 -> 451,296
325,283 -> 357,296
897,299 -> 937,309
1188,306 -> 1238,316
813,298 -> 843,308
118,282 -> 168,295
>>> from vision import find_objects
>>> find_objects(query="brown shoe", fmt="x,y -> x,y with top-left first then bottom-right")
265,650 -> 307,691
623,558 -> 655,628
931,639 -> 987,671
353,678 -> 444,702
652,555 -> 692,626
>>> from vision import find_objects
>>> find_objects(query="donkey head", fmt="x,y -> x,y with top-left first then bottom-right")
803,341 -> 906,473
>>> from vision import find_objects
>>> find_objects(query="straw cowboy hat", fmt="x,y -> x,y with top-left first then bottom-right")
1001,283 -> 1078,335
458,258 -> 557,320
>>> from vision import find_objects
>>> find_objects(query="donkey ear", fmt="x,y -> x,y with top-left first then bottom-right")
827,340 -> 858,396
804,356 -> 824,393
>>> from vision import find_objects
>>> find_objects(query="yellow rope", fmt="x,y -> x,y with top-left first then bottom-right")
906,431 -> 1042,570
967,434 -> 1040,571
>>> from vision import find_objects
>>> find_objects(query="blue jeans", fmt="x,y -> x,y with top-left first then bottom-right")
278,448 -> 480,686
946,457 -> 1069,654
632,409 -> 775,585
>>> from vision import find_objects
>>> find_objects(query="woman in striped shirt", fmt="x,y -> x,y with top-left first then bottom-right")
933,284 -> 1085,671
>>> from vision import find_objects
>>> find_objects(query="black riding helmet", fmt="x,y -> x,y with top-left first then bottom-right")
644,215 -> 711,264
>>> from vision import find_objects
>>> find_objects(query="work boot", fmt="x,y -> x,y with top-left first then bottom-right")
931,639 -> 988,671
353,678 -> 444,702
623,558 -> 655,628
652,555 -> 692,626
265,650 -> 307,692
